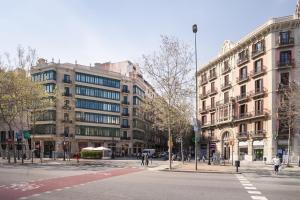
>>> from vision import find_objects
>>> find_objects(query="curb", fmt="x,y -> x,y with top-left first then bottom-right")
160,169 -> 240,174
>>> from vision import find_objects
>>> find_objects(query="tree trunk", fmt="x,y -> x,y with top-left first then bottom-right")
181,135 -> 184,165
287,125 -> 291,166
168,125 -> 172,170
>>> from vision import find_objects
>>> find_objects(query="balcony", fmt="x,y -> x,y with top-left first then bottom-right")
122,101 -> 130,105
221,66 -> 231,75
236,93 -> 250,103
251,130 -> 266,139
234,112 -> 252,121
199,107 -> 208,114
251,48 -> 265,59
209,73 -> 217,81
250,67 -> 266,79
209,105 -> 216,112
121,125 -> 130,129
121,113 -> 130,117
207,89 -> 217,96
237,132 -> 249,140
276,37 -> 294,48
63,79 -> 72,84
121,136 -> 131,140
122,88 -> 130,93
276,59 -> 295,70
62,92 -> 72,97
62,105 -> 72,110
62,119 -> 73,123
276,83 -> 290,92
221,82 -> 232,91
251,87 -> 267,99
200,78 -> 208,86
199,92 -> 208,100
237,55 -> 249,66
252,109 -> 269,118
236,75 -> 249,84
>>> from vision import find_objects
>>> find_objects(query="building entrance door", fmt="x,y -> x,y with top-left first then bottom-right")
254,149 -> 263,161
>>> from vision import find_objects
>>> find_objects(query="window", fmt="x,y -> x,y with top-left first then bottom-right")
75,72 -> 120,88
75,112 -> 120,125
224,92 -> 229,104
253,41 -> 264,52
75,126 -> 120,137
255,100 -> 263,113
240,66 -> 247,79
64,100 -> 70,107
122,119 -> 129,126
201,115 -> 207,125
76,99 -> 120,113
280,72 -> 289,85
44,84 -> 55,93
239,124 -> 247,133
64,87 -> 70,95
254,59 -> 263,73
210,68 -> 216,78
201,73 -> 207,83
240,104 -> 247,115
202,86 -> 206,95
64,74 -> 70,82
64,127 -> 69,137
211,82 -> 215,91
255,121 -> 263,132
64,113 -> 69,121
133,85 -> 145,96
240,85 -> 246,96
224,75 -> 229,85
133,96 -> 142,105
75,85 -> 120,101
238,50 -> 248,61
211,97 -> 215,108
255,79 -> 263,93
202,101 -> 206,110
32,70 -> 56,82
280,51 -> 292,65
279,31 -> 290,44
211,113 -> 215,124
122,108 -> 128,115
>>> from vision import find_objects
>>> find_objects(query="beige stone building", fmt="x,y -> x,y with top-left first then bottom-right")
197,4 -> 300,163
30,59 -> 166,158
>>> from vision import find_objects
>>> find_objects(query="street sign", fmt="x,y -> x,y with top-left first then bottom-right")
23,131 -> 31,139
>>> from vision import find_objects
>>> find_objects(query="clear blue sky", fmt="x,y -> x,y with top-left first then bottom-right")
0,0 -> 296,67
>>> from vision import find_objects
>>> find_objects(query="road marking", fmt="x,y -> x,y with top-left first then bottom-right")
242,183 -> 253,186
0,185 -> 6,188
240,181 -> 250,184
31,194 -> 41,197
19,197 -> 29,200
44,191 -> 52,194
55,188 -> 62,191
248,191 -> 262,195
64,186 -> 71,189
251,196 -> 268,200
245,187 -> 257,190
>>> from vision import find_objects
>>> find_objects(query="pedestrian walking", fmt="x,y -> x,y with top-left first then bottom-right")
145,154 -> 149,166
188,153 -> 191,162
272,155 -> 281,175
150,154 -> 153,165
141,154 -> 144,166
202,155 -> 205,163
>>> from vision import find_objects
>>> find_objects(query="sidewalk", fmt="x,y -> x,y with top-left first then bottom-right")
170,160 -> 300,176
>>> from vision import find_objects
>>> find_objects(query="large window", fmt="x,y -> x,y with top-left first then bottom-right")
75,72 -> 120,88
254,59 -> 263,73
224,92 -> 229,104
75,112 -> 120,125
280,72 -> 289,85
280,51 -> 292,65
44,84 -> 55,93
32,70 -> 56,82
34,110 -> 56,121
76,99 -> 120,113
34,125 -> 56,135
255,100 -> 263,113
240,85 -> 246,96
75,126 -> 120,137
133,85 -> 145,97
75,85 -> 120,100
133,96 -> 142,105
133,130 -> 145,140
240,66 -> 247,79
239,124 -> 247,133
255,79 -> 263,93
279,31 -> 291,44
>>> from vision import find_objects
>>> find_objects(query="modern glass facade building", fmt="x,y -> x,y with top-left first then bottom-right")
30,59 -> 167,158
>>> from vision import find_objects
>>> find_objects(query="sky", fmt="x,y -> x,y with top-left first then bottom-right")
0,0 -> 296,68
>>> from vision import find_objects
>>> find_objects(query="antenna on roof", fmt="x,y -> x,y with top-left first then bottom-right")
75,60 -> 77,65
58,59 -> 60,64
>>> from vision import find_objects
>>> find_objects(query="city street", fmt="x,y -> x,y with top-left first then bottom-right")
0,160 -> 299,200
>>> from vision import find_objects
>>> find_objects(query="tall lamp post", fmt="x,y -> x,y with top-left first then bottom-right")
193,24 -> 198,171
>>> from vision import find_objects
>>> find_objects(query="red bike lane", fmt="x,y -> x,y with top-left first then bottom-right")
0,168 -> 142,200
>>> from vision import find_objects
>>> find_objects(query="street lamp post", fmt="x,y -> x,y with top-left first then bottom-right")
193,24 -> 198,171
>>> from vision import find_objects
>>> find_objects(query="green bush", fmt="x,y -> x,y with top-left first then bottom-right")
80,150 -> 103,159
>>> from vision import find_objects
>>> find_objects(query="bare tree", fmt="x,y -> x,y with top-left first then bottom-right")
277,81 -> 300,166
142,35 -> 194,170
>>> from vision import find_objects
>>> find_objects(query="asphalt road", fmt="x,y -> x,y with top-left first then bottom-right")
0,161 -> 299,200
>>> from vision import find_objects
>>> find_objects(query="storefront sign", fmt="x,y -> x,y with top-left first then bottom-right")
238,141 -> 248,147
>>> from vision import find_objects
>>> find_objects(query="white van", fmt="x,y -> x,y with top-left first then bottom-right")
142,149 -> 156,157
